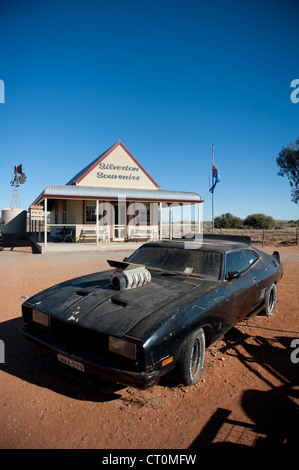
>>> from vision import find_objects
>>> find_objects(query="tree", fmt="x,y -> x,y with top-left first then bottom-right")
244,213 -> 276,229
276,138 -> 299,204
214,213 -> 243,228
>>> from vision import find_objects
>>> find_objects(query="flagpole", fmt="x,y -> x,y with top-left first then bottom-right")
212,143 -> 214,234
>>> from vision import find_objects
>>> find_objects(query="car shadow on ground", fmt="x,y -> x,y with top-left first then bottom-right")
0,317 -> 125,402
189,326 -> 299,449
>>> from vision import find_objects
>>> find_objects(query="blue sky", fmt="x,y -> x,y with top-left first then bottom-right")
1,0 -> 299,221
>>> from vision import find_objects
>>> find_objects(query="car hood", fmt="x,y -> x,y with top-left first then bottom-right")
25,270 -> 216,338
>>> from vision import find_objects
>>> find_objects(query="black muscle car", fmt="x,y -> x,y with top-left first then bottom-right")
20,235 -> 283,389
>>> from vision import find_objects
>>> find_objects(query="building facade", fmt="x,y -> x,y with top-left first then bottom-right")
31,141 -> 203,245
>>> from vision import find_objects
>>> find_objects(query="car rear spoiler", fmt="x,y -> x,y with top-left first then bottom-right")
183,233 -> 252,245
272,251 -> 281,264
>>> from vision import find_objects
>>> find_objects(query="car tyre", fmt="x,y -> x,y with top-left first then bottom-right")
177,328 -> 205,386
265,283 -> 276,316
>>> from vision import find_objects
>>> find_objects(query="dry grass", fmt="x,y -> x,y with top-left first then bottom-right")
203,227 -> 299,246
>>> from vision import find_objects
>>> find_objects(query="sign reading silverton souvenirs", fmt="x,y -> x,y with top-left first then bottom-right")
72,141 -> 158,190
97,162 -> 141,181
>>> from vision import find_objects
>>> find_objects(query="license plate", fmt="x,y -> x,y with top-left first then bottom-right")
57,353 -> 84,372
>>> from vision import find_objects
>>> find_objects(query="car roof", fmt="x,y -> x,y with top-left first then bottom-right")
144,234 -> 253,254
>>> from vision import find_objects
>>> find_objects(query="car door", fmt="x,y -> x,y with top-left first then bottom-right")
225,250 -> 261,325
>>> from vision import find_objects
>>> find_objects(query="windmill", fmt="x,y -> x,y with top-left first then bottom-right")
10,164 -> 27,208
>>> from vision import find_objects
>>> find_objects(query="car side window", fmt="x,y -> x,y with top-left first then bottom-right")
225,250 -> 258,278
244,250 -> 259,266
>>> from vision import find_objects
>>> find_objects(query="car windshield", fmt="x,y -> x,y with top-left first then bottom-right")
126,246 -> 221,280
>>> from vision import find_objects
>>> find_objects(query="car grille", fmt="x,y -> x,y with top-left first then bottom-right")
50,316 -> 109,355
23,306 -> 145,372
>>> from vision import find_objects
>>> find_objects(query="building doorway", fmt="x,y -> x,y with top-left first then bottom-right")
112,202 -> 126,241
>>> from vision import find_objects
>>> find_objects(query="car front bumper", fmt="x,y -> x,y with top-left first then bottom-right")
19,324 -> 160,389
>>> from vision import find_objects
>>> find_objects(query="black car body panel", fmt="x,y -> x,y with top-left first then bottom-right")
20,235 -> 283,389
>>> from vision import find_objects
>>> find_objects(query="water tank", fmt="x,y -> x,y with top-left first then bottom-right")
1,208 -> 27,234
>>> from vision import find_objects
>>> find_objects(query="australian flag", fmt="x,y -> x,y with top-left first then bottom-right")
209,164 -> 220,193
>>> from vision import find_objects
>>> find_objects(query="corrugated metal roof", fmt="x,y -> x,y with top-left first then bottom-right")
33,185 -> 203,204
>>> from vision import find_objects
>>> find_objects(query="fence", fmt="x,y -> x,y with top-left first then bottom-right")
204,227 -> 299,246
16,215 -> 299,246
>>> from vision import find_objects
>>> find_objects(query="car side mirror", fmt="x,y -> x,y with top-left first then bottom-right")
227,271 -> 241,281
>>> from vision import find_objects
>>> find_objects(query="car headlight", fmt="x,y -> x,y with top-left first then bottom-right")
109,336 -> 137,360
32,309 -> 50,327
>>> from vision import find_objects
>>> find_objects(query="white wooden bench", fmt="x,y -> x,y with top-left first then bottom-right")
129,227 -> 158,242
80,228 -> 109,243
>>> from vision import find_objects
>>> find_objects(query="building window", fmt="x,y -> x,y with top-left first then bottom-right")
134,203 -> 150,225
86,204 -> 96,223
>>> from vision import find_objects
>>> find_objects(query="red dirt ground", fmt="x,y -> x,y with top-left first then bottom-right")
0,243 -> 298,450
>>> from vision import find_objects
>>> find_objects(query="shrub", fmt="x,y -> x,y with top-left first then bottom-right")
214,213 -> 243,228
243,213 -> 276,229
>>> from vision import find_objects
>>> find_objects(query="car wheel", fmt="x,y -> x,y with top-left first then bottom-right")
265,283 -> 276,316
177,328 -> 205,386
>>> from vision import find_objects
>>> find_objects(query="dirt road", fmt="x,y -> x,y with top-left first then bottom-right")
0,243 -> 298,449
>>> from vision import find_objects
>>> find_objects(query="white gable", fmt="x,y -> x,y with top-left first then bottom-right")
75,142 -> 158,190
